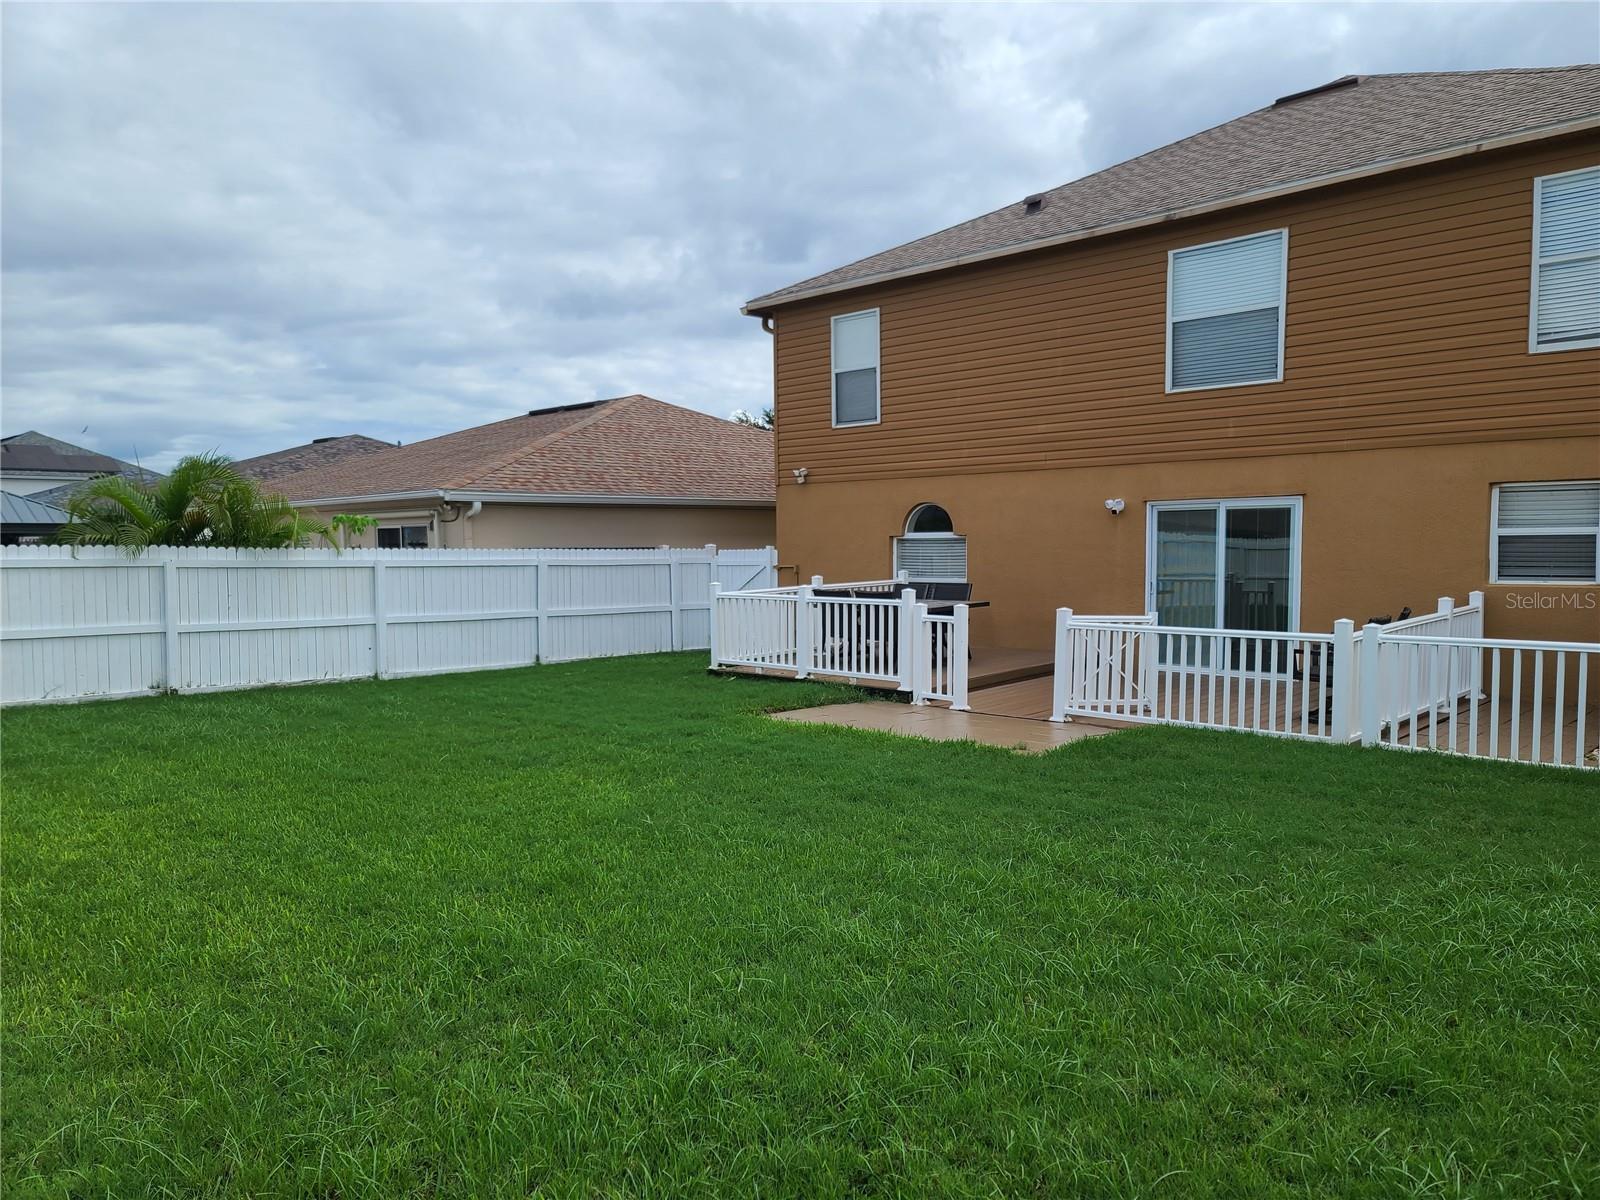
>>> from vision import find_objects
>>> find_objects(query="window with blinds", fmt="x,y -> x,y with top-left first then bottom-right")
1492,481 -> 1600,583
894,535 -> 967,583
1531,166 -> 1600,352
1167,229 -> 1287,391
831,309 -> 880,426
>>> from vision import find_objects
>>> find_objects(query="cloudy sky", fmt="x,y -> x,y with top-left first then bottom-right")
3,2 -> 1594,470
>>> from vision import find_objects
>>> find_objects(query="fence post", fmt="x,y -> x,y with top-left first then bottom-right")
161,556 -> 180,692
1328,618 -> 1354,741
896,587 -> 917,692
950,603 -> 971,711
707,582 -> 722,669
668,551 -> 682,652
795,585 -> 813,678
1432,596 -> 1453,713
1358,621 -> 1382,746
372,559 -> 388,679
1050,607 -> 1072,722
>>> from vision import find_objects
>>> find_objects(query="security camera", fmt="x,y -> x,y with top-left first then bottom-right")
792,467 -> 809,484
1104,498 -> 1125,515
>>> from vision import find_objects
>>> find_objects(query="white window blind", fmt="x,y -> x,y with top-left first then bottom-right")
1492,481 -> 1600,583
1532,166 -> 1600,351
1167,229 -> 1286,391
894,535 -> 967,583
831,309 -> 880,425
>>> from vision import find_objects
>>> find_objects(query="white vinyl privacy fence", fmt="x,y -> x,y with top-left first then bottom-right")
1,544 -> 775,705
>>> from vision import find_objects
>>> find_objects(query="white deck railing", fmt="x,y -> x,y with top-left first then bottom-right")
1052,591 -> 1597,770
710,576 -> 968,708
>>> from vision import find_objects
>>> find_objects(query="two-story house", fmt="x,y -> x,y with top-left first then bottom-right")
745,67 -> 1600,649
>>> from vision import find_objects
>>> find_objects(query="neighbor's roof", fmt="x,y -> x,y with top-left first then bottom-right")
270,395 -> 775,505
233,434 -> 396,483
746,65 -> 1600,312
1,489 -> 70,527
1,431 -> 128,476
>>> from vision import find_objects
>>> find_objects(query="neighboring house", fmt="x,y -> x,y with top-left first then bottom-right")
0,490 -> 70,544
744,66 -> 1600,645
232,434 -> 396,483
270,394 -> 775,549
0,431 -> 160,501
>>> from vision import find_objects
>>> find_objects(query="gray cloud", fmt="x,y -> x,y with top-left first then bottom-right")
3,2 -> 1593,470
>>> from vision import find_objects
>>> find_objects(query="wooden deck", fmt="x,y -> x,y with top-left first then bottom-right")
966,670 -> 1599,768
718,645 -> 1052,692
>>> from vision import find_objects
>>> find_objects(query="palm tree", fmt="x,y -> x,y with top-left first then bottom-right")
55,452 -> 334,551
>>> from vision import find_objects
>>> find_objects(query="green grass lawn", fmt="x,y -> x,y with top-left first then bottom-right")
4,654 -> 1598,1198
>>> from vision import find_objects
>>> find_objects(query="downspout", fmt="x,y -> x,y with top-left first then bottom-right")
436,499 -> 483,548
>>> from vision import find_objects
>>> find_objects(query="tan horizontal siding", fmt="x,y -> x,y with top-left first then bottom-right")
772,134 -> 1600,484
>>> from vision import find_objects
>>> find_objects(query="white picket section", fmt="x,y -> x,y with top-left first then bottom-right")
912,604 -> 969,709
1365,635 -> 1599,770
1,544 -> 775,704
1051,608 -> 1343,741
1053,594 -> 1597,770
709,579 -> 968,709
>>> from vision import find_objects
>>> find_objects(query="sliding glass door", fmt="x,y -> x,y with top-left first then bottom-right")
1149,497 -> 1301,666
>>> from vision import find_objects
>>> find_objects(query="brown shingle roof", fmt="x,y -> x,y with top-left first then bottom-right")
271,395 -> 775,505
233,435 -> 396,482
746,65 -> 1600,311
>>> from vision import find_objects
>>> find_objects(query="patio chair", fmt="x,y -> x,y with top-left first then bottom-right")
1296,606 -> 1413,724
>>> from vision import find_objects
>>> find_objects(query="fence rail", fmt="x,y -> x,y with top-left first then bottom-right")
709,576 -> 968,708
2,544 -> 776,704
1052,592 -> 1597,770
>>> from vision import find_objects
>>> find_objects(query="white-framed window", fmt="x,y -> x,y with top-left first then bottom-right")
1491,481 -> 1600,583
893,503 -> 966,582
377,523 -> 430,549
1530,165 -> 1600,353
831,308 -> 880,427
1166,229 -> 1288,392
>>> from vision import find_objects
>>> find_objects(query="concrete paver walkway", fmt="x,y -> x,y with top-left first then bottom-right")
769,700 -> 1127,753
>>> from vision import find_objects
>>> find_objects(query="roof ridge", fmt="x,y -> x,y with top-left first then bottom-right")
1366,63 -> 1599,79
445,395 -> 642,490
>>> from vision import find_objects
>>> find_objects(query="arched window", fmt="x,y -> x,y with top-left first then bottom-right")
894,503 -> 967,582
905,503 -> 954,535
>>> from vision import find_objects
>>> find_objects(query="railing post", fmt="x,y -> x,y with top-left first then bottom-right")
810,574 -> 824,588
1141,611 -> 1160,713
950,602 -> 970,711
1328,618 -> 1354,741
896,587 -> 917,692
795,585 -> 813,678
1467,589 -> 1485,698
911,602 -> 930,705
1358,621 -> 1382,746
707,582 -> 722,669
1050,607 -> 1072,722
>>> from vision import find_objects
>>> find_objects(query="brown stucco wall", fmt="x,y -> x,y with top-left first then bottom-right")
778,438 -> 1600,647
767,133 -> 1600,648
318,501 -> 774,550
